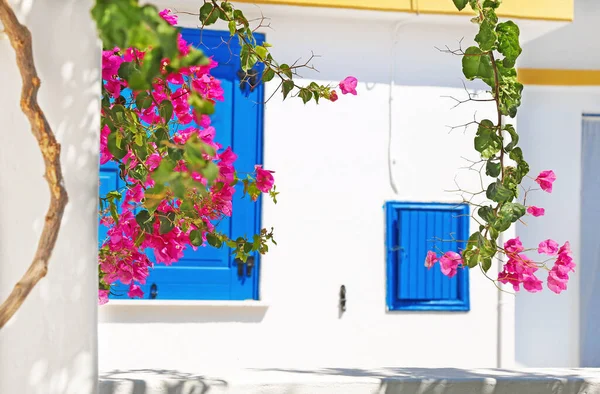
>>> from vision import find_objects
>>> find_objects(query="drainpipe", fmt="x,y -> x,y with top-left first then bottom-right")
388,17 -> 419,195
497,116 -> 516,368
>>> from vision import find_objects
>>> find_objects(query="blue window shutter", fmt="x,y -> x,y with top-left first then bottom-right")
386,202 -> 470,311
100,29 -> 264,301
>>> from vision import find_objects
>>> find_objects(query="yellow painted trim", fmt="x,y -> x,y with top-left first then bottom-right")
518,69 -> 600,86
235,0 -> 574,22
235,0 -> 412,13
417,0 -> 574,22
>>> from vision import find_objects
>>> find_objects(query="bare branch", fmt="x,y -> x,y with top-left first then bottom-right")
0,0 -> 68,329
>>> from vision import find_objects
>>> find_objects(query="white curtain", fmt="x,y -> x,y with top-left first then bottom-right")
580,115 -> 600,367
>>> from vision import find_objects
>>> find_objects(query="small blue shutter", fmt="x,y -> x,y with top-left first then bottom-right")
386,202 -> 470,311
99,29 -> 264,300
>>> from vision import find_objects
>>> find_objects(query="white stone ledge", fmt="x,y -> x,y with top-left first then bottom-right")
102,300 -> 269,308
99,368 -> 600,394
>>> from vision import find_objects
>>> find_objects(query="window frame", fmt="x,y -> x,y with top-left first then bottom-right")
385,201 -> 470,312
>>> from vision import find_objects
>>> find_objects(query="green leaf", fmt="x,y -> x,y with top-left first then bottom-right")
188,92 -> 215,116
200,3 -> 220,25
135,91 -> 153,110
152,159 -> 177,184
206,232 -> 223,248
158,211 -> 176,235
462,46 -> 494,81
486,180 -> 514,203
282,80 -> 294,99
496,21 -> 522,68
262,68 -> 275,82
107,131 -> 127,160
280,64 -> 293,79
474,120 -> 501,159
127,70 -> 149,90
499,202 -> 526,223
154,127 -> 169,146
509,147 -> 531,182
190,229 -> 204,247
482,0 -> 501,8
118,61 -> 135,80
452,0 -> 469,10
135,210 -> 154,234
299,88 -> 312,104
486,160 -> 502,178
220,1 -> 233,17
478,206 -> 496,223
240,44 -> 258,72
142,184 -> 165,214
504,124 -> 519,151
178,48 -> 209,68
228,20 -> 236,36
475,20 -> 497,52
159,100 -> 173,123
255,45 -> 268,60
508,147 -> 523,163
481,257 -> 492,273
109,201 -> 119,225
463,248 -> 480,268
203,161 -> 219,185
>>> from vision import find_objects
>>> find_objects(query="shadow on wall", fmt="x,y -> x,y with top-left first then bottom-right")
254,367 -> 600,394
0,0 -> 100,393
100,370 -> 228,394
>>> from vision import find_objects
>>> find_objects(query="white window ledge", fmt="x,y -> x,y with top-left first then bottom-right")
102,299 -> 269,308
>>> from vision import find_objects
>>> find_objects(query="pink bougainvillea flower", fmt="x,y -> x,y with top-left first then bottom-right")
535,170 -> 556,193
504,237 -> 524,256
547,241 -> 575,294
128,284 -> 145,299
339,76 -> 358,95
329,90 -> 338,102
439,251 -> 462,278
538,239 -> 559,256
98,289 -> 110,305
527,206 -> 545,217
101,48 -> 123,80
159,9 -> 178,26
424,251 -> 438,269
255,165 -> 275,193
522,274 -> 543,293
99,125 -> 113,165
498,253 -> 539,292
547,269 -> 569,294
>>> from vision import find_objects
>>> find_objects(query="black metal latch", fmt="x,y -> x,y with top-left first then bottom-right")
237,68 -> 259,95
235,256 -> 255,277
149,283 -> 158,299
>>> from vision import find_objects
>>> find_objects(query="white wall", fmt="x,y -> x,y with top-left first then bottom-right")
0,0 -> 100,393
99,6 -> 513,372
515,87 -> 600,368
514,0 -> 600,368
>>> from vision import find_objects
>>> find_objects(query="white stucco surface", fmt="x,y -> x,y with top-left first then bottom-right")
516,86 -> 600,368
514,0 -> 600,368
0,0 -> 100,393
97,3 -> 542,372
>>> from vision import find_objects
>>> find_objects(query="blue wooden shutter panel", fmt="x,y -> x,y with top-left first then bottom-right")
99,29 -> 264,301
386,202 -> 470,311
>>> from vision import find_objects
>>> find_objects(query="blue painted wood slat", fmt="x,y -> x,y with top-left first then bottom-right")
386,202 -> 470,311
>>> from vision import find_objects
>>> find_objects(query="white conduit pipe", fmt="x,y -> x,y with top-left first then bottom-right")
388,17 -> 418,194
